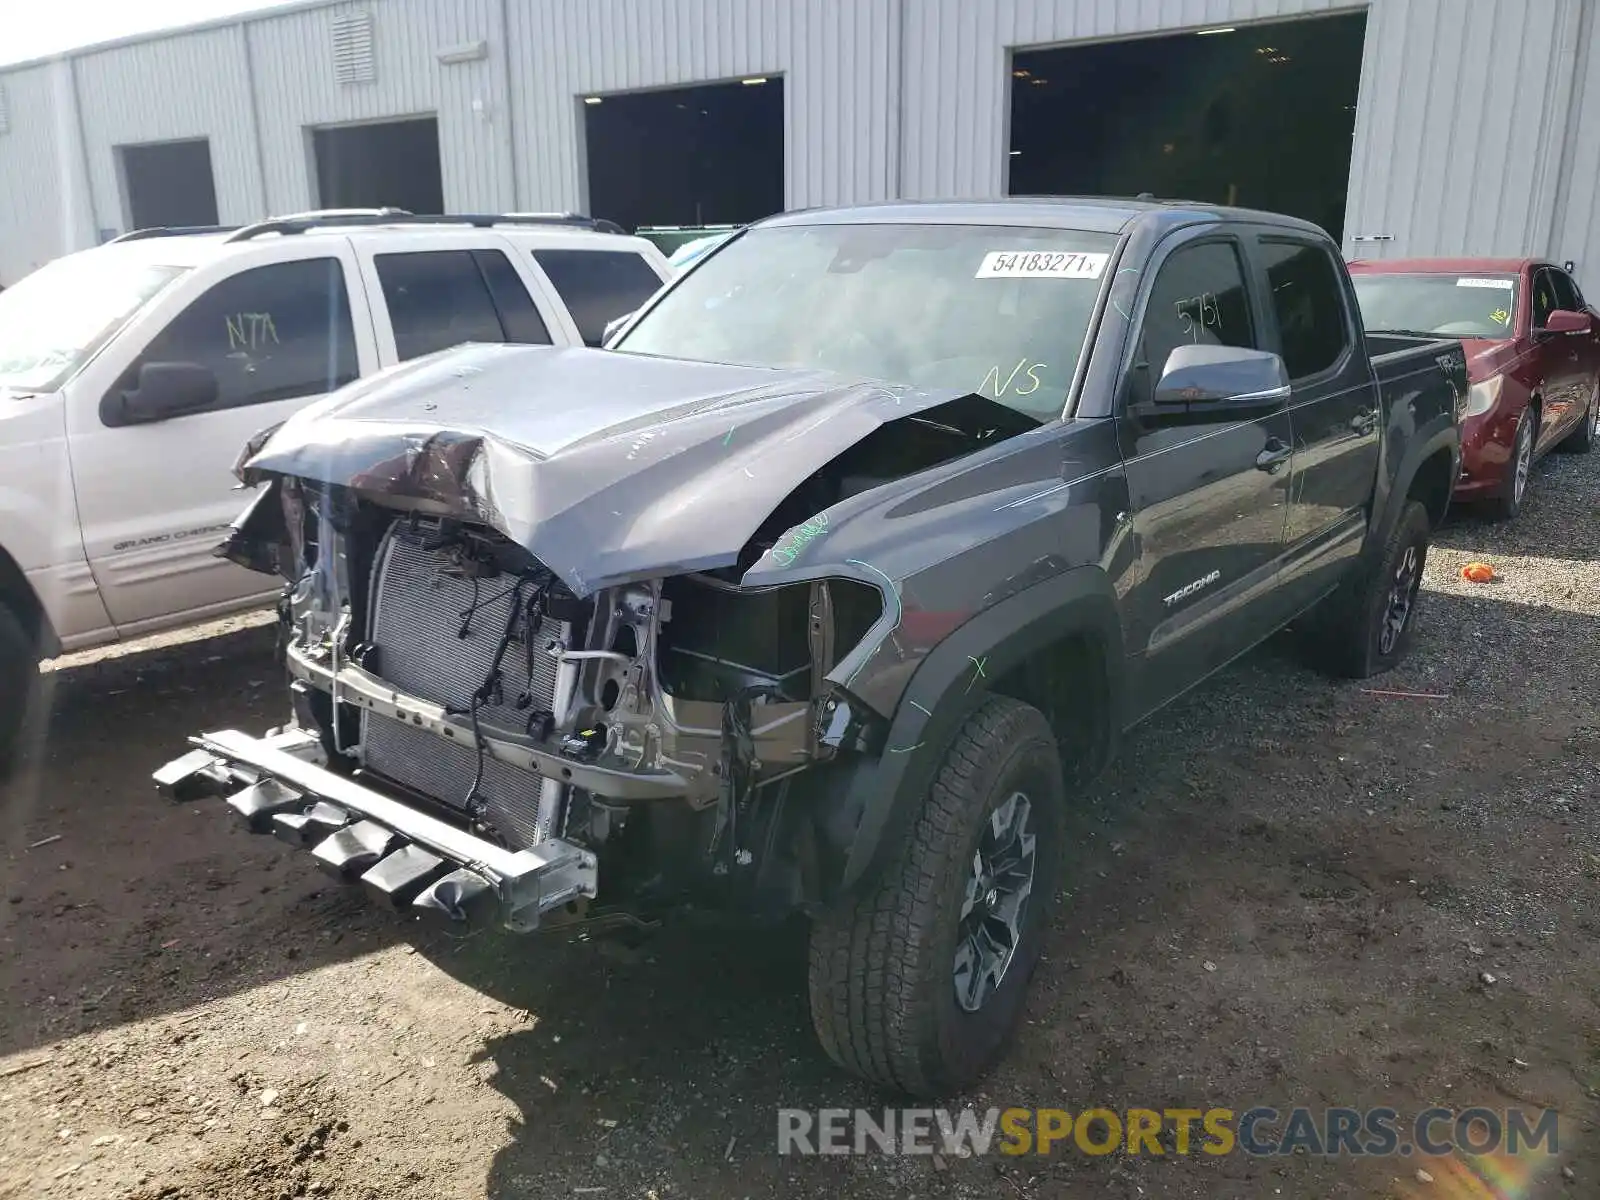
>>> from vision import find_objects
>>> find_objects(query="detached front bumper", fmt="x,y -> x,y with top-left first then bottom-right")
153,727 -> 598,933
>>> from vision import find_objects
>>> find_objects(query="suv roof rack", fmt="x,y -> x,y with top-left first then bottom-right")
110,224 -> 240,243
225,210 -> 626,243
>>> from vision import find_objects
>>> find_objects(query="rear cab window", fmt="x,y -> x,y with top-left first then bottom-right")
1258,239 -> 1350,380
532,249 -> 666,347
375,249 -> 552,362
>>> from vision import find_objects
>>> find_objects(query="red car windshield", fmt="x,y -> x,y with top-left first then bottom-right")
1352,272 -> 1519,340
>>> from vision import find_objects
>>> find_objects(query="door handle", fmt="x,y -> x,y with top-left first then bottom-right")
1350,409 -> 1379,435
1255,439 -> 1292,473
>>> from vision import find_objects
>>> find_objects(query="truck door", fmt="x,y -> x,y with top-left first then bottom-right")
66,242 -> 377,630
1253,234 -> 1379,604
1116,232 -> 1294,720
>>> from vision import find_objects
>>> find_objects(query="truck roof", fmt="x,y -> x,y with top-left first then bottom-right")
760,196 -> 1331,238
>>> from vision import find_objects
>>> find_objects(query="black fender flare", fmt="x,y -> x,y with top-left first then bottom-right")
828,565 -> 1125,898
1370,414 -> 1460,551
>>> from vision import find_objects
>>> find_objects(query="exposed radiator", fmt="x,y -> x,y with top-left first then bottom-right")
359,523 -> 567,849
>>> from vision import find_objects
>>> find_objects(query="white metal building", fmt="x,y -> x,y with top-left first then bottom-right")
2,0 -> 1598,291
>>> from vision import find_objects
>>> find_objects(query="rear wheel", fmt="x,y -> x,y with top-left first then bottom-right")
807,696 -> 1065,1097
1301,500 -> 1431,680
0,603 -> 43,779
1486,409 -> 1535,520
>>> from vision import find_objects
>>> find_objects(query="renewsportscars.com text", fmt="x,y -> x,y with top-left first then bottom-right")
777,1106 -> 1560,1158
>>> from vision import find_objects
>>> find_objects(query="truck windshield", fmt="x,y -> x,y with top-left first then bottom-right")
1352,272 -> 1520,339
0,254 -> 188,394
614,223 -> 1119,421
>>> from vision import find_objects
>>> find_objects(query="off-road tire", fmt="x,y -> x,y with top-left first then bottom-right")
1486,409 -> 1535,520
1301,500 -> 1431,680
0,603 -> 42,779
1559,387 -> 1596,453
806,696 -> 1065,1097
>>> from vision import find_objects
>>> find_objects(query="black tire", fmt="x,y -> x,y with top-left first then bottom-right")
0,603 -> 43,779
1559,387 -> 1596,454
1301,500 -> 1430,680
807,696 -> 1065,1097
1486,408 -> 1535,520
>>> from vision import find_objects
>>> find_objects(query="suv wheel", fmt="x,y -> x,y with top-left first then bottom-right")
1301,500 -> 1431,680
1487,409 -> 1535,520
0,603 -> 42,779
807,696 -> 1065,1096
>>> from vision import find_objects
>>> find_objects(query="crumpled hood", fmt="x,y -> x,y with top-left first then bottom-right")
244,341 -> 994,596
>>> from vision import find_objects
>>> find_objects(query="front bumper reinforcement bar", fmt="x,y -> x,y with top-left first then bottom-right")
153,727 -> 598,933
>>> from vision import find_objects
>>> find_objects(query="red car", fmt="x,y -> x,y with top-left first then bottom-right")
1349,257 -> 1600,518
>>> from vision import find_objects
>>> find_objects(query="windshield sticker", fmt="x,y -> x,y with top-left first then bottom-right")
980,359 -> 1047,398
976,251 -> 1109,280
1490,308 -> 1511,326
1456,277 -> 1514,290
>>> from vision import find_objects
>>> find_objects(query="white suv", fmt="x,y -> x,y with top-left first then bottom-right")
0,211 -> 672,769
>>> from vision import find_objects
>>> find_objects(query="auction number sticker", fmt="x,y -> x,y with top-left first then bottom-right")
1456,277 -> 1514,289
976,250 -> 1110,279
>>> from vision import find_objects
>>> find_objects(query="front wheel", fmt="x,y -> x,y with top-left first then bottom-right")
0,603 -> 43,779
1486,409 -> 1535,520
807,696 -> 1065,1097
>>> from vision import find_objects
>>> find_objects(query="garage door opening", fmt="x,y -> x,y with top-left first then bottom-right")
1008,12 -> 1367,241
118,139 -> 220,230
312,117 -> 444,215
583,77 -> 784,233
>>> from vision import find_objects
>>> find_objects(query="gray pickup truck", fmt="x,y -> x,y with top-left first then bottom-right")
156,198 -> 1465,1096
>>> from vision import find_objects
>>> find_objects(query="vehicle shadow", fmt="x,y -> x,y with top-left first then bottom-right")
0,619 -> 406,1060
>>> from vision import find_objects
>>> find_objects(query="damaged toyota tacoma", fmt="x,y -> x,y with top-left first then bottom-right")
155,199 -> 1465,1096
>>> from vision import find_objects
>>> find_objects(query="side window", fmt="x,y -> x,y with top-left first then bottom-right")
532,249 -> 664,347
1549,268 -> 1583,315
131,258 -> 357,415
1129,240 -> 1256,408
1531,269 -> 1558,329
474,250 -> 552,345
1259,240 -> 1350,380
376,249 -> 549,362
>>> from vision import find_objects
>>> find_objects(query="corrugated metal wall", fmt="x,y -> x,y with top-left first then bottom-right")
1343,0 -> 1587,268
1548,0 -> 1600,292
3,0 -> 1600,291
0,64 -> 71,285
504,0 -> 900,211
71,25 -> 265,228
248,0 -> 512,214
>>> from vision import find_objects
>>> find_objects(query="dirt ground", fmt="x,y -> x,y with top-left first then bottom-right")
3,450 -> 1598,1200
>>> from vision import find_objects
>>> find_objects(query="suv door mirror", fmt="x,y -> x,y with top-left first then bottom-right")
1535,308 -> 1592,337
104,361 -> 221,426
1134,344 -> 1290,422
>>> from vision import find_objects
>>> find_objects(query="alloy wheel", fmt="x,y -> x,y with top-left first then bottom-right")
953,790 -> 1038,1013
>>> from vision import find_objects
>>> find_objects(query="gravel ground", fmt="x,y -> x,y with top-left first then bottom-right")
1,447 -> 1598,1200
